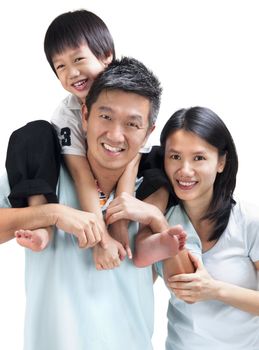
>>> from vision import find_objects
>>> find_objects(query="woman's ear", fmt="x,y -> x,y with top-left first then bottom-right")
218,153 -> 227,173
81,104 -> 88,133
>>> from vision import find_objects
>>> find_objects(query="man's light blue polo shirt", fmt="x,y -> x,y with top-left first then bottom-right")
0,167 -> 154,350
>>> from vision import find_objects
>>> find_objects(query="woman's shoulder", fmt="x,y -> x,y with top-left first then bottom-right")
231,198 -> 259,228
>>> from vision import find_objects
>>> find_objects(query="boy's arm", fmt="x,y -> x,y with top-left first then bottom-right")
64,155 -> 104,223
109,154 -> 141,258
116,154 -> 141,195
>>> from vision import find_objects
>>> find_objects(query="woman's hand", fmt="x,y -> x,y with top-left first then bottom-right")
167,252 -> 219,303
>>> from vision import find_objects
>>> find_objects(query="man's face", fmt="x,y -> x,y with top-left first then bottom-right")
83,89 -> 154,175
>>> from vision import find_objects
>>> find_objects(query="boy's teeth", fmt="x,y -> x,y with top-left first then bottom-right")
74,80 -> 85,87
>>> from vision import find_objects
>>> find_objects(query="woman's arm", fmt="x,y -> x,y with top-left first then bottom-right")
168,253 -> 259,315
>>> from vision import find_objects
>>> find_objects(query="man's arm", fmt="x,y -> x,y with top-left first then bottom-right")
0,204 -> 103,248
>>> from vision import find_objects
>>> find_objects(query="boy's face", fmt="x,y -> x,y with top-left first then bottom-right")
52,44 -> 112,104
82,89 -> 154,176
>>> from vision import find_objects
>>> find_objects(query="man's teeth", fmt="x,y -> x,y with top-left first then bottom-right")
103,143 -> 123,152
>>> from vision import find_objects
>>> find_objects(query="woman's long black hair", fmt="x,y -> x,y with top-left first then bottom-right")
160,107 -> 238,241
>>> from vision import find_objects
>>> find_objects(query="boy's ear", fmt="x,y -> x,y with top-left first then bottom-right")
81,104 -> 89,132
102,53 -> 113,68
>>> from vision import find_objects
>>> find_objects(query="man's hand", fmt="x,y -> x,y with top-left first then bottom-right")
53,204 -> 103,248
106,192 -> 164,227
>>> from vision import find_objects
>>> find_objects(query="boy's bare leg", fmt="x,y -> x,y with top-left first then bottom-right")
133,225 -> 186,267
15,195 -> 52,251
133,187 -> 187,267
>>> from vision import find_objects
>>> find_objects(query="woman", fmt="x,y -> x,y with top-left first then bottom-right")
107,106 -> 259,349
159,106 -> 259,349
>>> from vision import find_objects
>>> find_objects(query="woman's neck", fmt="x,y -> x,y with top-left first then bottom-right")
182,199 -> 213,243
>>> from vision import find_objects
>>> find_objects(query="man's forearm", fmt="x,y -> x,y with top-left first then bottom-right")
0,204 -> 57,243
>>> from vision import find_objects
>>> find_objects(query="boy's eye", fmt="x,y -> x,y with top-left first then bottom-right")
56,64 -> 65,70
75,57 -> 85,63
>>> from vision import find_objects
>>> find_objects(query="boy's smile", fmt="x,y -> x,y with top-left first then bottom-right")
52,44 -> 112,104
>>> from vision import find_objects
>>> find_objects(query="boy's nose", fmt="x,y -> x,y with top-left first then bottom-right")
68,66 -> 80,79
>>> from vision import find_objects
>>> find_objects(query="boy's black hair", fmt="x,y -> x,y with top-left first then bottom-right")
160,106 -> 238,241
44,9 -> 115,74
85,56 -> 162,127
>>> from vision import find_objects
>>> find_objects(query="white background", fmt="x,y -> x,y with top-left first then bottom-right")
0,1 -> 259,349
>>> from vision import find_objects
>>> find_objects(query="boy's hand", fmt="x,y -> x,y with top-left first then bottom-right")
93,235 -> 127,270
109,220 -> 132,259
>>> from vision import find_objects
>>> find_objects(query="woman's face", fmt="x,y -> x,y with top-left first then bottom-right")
164,129 -> 226,208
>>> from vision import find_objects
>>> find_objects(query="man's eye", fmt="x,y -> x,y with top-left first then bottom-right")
127,122 -> 140,129
100,114 -> 111,120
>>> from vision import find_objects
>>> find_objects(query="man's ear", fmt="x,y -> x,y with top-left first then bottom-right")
141,124 -> 155,148
81,103 -> 89,133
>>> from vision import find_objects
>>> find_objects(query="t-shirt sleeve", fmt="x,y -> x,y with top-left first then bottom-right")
0,172 -> 12,208
166,206 -> 202,261
243,202 -> 259,262
51,101 -> 86,156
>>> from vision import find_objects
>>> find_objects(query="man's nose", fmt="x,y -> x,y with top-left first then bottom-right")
106,123 -> 125,143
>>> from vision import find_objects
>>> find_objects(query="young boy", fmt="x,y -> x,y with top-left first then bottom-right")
6,10 -> 182,269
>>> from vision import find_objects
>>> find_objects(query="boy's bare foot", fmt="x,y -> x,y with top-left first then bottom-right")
133,225 -> 186,267
109,220 -> 132,259
15,227 -> 52,252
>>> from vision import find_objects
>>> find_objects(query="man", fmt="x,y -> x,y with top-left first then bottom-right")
0,57 -> 171,350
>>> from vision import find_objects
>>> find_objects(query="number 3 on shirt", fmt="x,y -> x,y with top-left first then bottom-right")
61,127 -> 71,146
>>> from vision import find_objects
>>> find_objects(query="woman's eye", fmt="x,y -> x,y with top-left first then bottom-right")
194,155 -> 205,161
170,154 -> 180,160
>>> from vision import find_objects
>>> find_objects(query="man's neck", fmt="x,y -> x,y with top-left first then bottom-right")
90,164 -> 124,198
